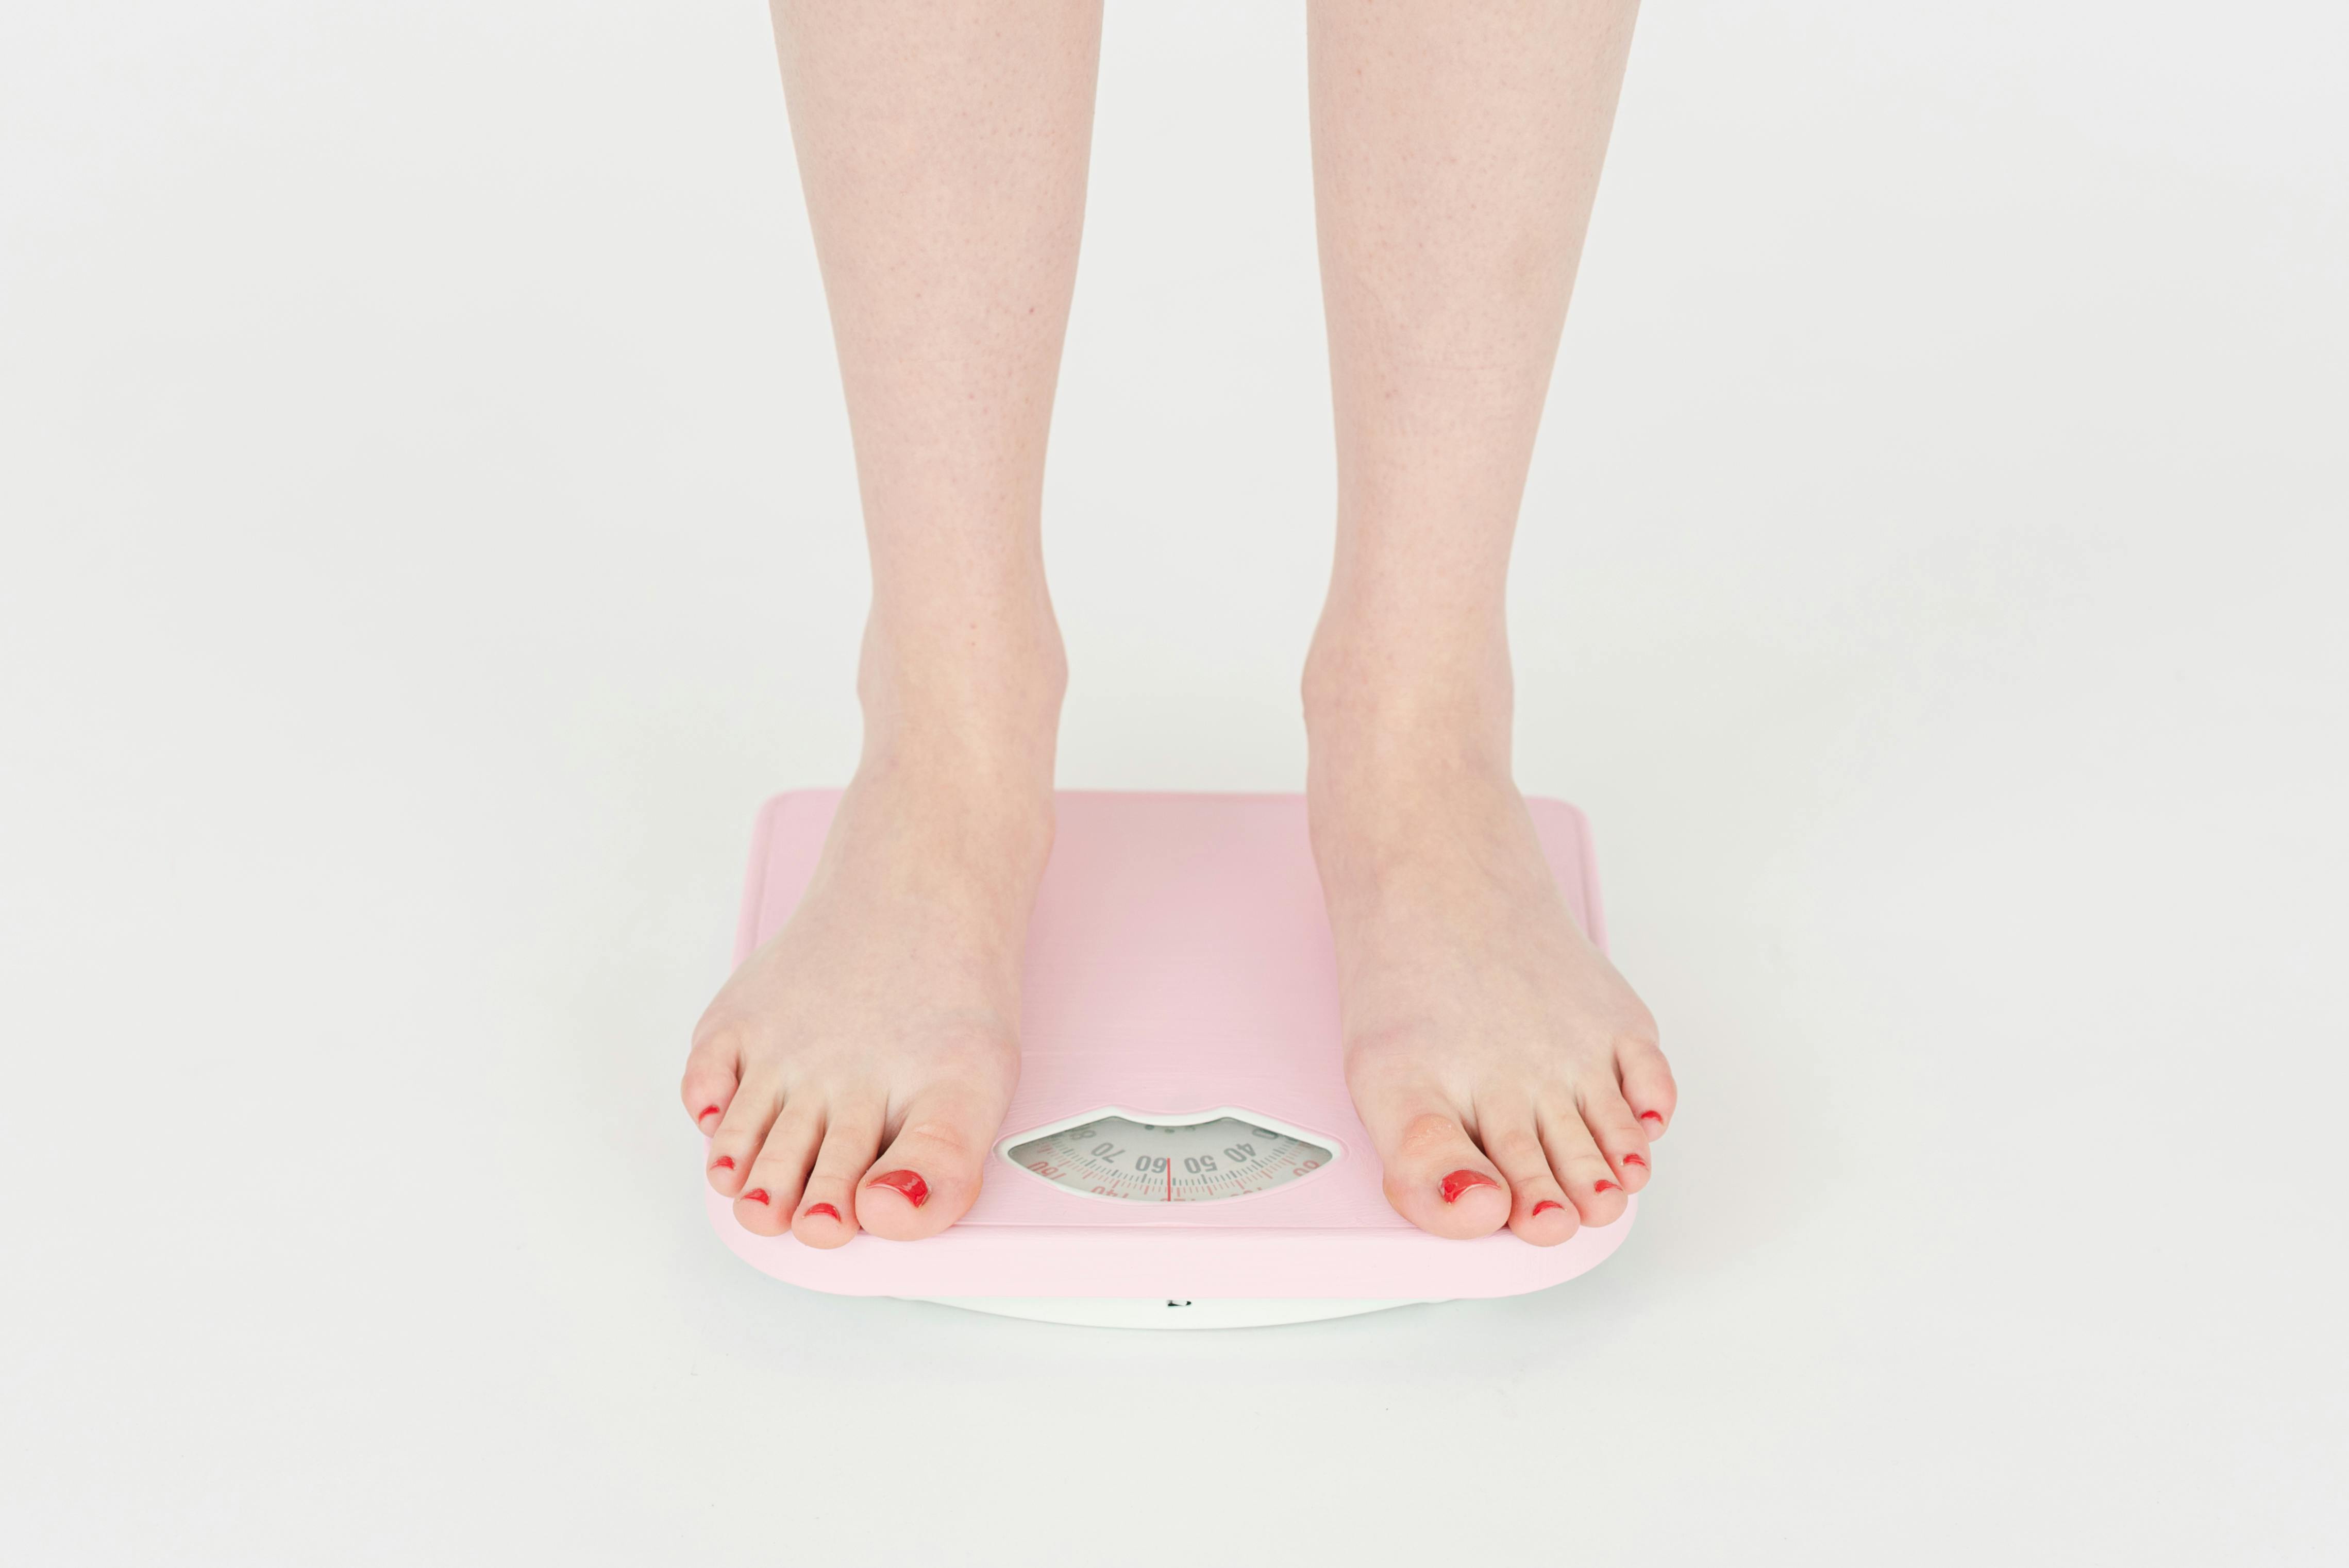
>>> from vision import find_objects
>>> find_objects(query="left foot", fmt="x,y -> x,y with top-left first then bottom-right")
1305,644 -> 1677,1245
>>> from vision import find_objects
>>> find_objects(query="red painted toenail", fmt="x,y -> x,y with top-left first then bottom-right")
698,1105 -> 722,1122
1593,1179 -> 1619,1193
742,1189 -> 769,1205
1532,1200 -> 1565,1216
869,1170 -> 929,1208
1622,1153 -> 1647,1168
1639,1110 -> 1663,1124
710,1155 -> 734,1171
1440,1170 -> 1498,1204
805,1203 -> 840,1221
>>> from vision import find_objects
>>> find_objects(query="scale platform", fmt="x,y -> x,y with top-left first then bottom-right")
704,789 -> 1635,1328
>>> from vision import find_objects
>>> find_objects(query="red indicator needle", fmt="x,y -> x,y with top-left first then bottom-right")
1166,1156 -> 1172,1202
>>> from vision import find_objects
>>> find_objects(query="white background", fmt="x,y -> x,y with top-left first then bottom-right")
4,2 -> 2344,1562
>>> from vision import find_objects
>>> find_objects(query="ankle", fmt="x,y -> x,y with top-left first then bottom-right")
832,715 -> 1060,918
855,603 -> 1066,780
1303,615 -> 1513,779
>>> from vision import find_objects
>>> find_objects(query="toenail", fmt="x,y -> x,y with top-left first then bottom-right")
710,1155 -> 734,1171
1532,1200 -> 1565,1216
1639,1111 -> 1662,1124
869,1170 -> 929,1208
804,1202 -> 841,1221
1440,1170 -> 1498,1204
1622,1153 -> 1647,1168
1593,1179 -> 1619,1193
698,1105 -> 722,1123
742,1188 -> 770,1205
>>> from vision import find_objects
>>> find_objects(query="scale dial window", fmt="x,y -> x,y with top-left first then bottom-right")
1004,1111 -> 1335,1204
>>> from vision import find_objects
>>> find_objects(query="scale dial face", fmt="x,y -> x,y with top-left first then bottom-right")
1004,1111 -> 1335,1204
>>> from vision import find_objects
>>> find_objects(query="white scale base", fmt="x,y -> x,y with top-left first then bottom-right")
920,1297 -> 1443,1330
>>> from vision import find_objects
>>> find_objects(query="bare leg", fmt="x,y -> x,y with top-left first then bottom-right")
1303,0 -> 1677,1242
681,1 -> 1101,1244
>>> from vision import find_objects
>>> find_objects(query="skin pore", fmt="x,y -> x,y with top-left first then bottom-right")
682,0 -> 1675,1247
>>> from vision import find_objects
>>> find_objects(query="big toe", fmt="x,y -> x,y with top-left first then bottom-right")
1364,1105 -> 1511,1239
853,1088 -> 1000,1241
680,1025 -> 744,1137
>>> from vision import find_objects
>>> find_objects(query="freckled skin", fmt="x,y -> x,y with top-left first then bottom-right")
683,0 -> 1670,1246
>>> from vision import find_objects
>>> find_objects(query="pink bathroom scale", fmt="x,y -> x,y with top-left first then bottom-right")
705,789 -> 1636,1328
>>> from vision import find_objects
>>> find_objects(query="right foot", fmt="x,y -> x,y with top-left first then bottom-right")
681,737 -> 1055,1246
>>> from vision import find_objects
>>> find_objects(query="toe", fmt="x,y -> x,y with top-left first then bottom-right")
1539,1104 -> 1630,1227
1579,1080 -> 1654,1193
680,1025 -> 745,1136
1618,1034 -> 1677,1141
706,1075 -> 781,1201
1365,1103 -> 1512,1239
792,1102 -> 885,1249
854,1087 -> 998,1241
1481,1112 -> 1581,1247
732,1105 -> 822,1235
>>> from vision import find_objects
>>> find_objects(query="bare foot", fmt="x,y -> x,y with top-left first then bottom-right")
681,710 -> 1056,1245
1305,646 -> 1677,1246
